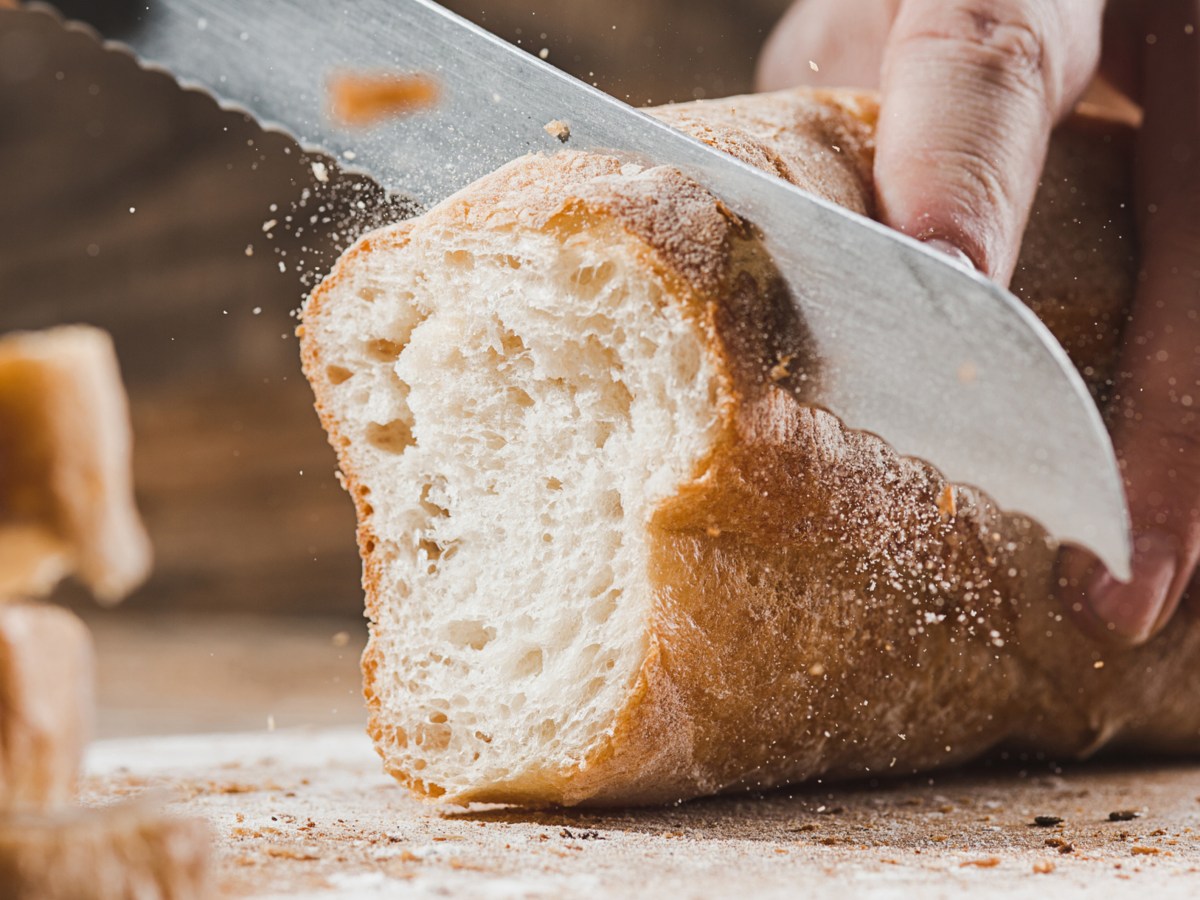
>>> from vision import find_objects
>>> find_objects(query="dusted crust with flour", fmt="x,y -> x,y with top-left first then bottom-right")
301,87 -> 1198,807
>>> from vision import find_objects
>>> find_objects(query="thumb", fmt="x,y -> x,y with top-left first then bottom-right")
874,0 -> 1103,282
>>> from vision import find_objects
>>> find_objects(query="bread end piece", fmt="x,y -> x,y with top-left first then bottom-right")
0,326 -> 152,604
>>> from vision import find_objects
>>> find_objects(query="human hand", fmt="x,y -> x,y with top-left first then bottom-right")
759,0 -> 1200,644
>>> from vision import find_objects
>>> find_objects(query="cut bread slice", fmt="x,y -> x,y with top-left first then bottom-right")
0,326 -> 151,603
301,87 -> 1200,807
303,156 -> 741,803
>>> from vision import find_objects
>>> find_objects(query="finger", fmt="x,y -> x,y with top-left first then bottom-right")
757,0 -> 901,91
1060,0 -> 1200,644
875,0 -> 1105,282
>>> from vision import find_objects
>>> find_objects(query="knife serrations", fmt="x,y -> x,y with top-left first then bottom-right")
26,0 -> 1131,579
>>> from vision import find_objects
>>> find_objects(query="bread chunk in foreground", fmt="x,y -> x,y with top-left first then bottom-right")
302,87 -> 1200,807
0,802 -> 212,900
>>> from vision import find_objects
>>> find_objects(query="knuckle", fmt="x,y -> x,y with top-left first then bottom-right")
975,15 -> 1050,81
898,4 -> 1063,103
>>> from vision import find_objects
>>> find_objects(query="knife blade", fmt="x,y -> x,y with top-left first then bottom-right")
26,0 -> 1132,579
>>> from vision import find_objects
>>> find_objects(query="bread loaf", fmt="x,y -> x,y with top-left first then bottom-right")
300,87 -> 1199,807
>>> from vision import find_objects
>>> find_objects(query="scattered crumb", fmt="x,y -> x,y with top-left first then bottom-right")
936,484 -> 956,519
265,846 -> 319,861
1033,816 -> 1064,827
262,219 -> 277,233
769,353 -> 794,383
1131,846 -> 1160,856
959,857 -> 1000,868
544,119 -> 571,143
1109,810 -> 1141,822
560,828 -> 603,840
213,783 -> 258,795
1032,860 -> 1055,874
1044,837 -> 1075,854
244,244 -> 254,257
328,72 -> 439,127
311,161 -> 329,183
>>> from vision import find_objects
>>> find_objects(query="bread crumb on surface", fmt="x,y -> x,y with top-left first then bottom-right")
543,119 -> 571,143
328,72 -> 439,127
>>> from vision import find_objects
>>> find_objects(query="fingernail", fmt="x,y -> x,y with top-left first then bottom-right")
921,237 -> 977,271
1068,532 -> 1179,644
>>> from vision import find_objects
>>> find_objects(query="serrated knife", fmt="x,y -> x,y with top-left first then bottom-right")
21,0 -> 1132,579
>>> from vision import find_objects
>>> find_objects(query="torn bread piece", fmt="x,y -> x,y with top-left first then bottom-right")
301,87 -> 1200,807
0,802 -> 212,900
0,326 -> 151,603
0,604 -> 93,810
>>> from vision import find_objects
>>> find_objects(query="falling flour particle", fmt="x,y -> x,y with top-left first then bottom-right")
311,161 -> 329,183
244,245 -> 254,257
262,219 -> 277,232
539,47 -> 550,59
544,119 -> 571,143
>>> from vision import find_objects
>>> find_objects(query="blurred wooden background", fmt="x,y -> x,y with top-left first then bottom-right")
0,0 -> 791,616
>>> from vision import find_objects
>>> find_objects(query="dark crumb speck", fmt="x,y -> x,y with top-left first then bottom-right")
561,827 -> 603,840
1033,816 -> 1063,827
1044,837 -> 1075,854
1109,810 -> 1141,822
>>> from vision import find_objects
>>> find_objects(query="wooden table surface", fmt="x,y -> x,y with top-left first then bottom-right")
85,723 -> 1200,899
76,611 -> 1200,898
